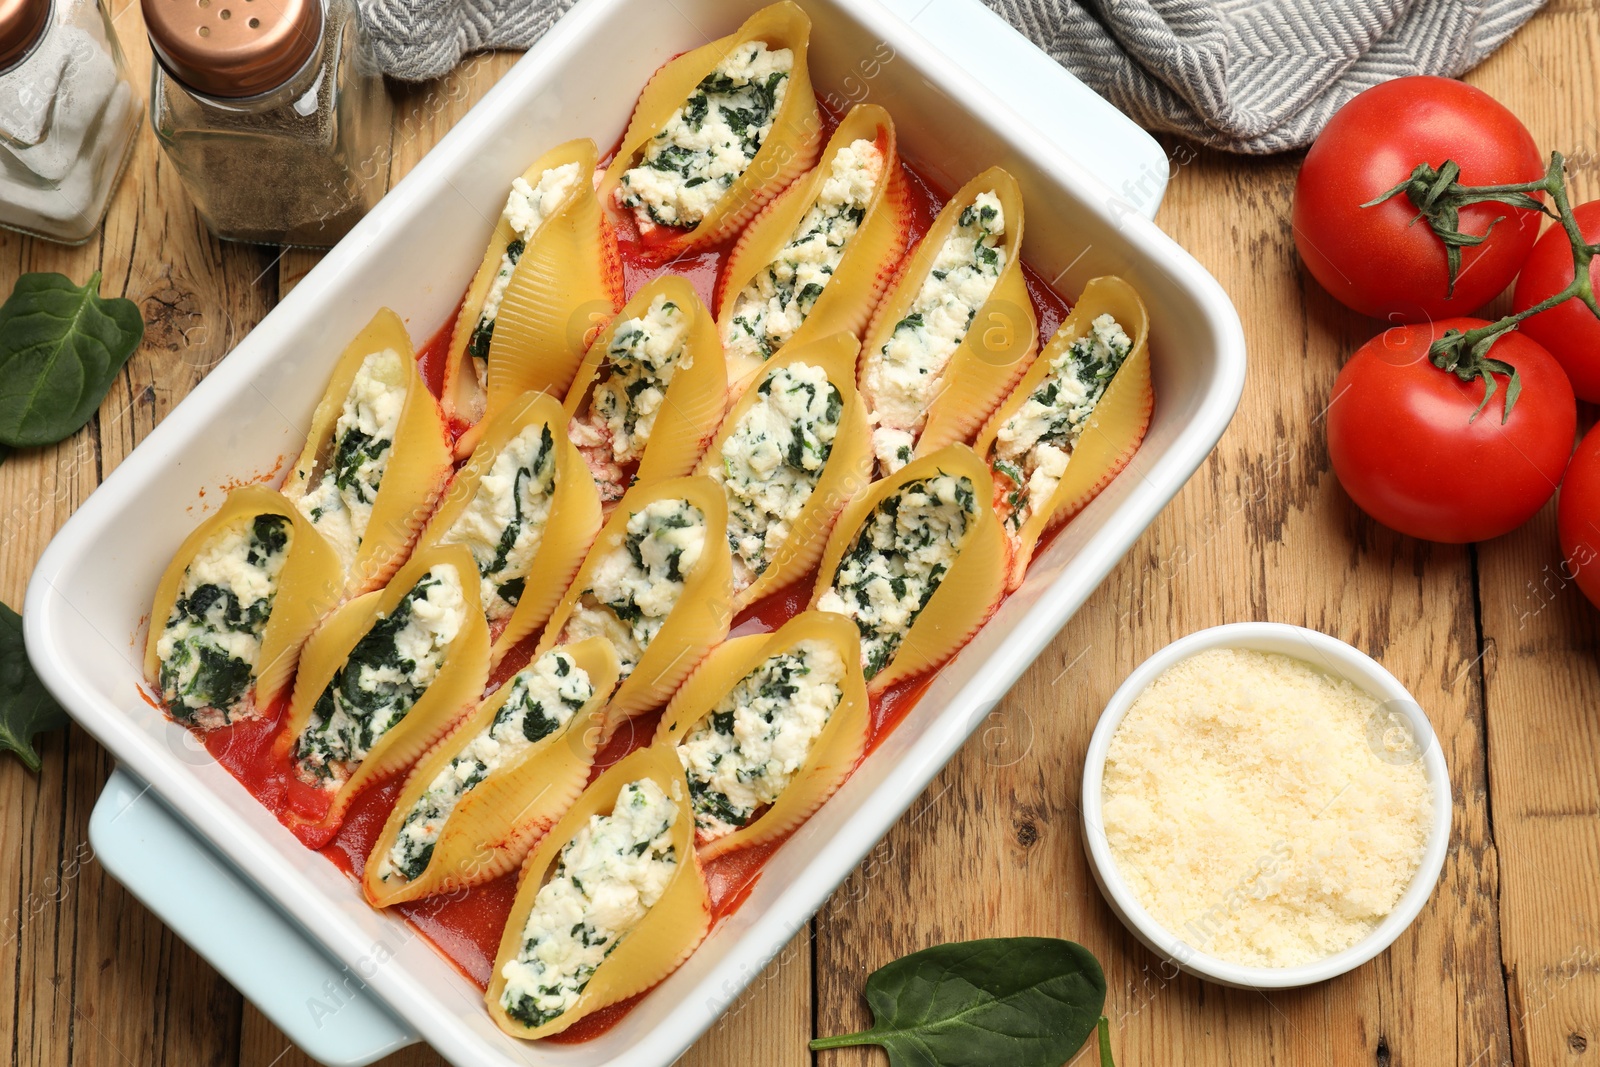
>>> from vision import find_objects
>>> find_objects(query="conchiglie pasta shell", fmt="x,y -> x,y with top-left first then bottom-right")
537,476 -> 733,734
414,391 -> 603,667
859,167 -> 1037,467
809,444 -> 1005,694
445,139 -> 625,444
598,1 -> 821,262
274,544 -> 490,838
715,104 -> 911,393
487,744 -> 710,1040
655,611 -> 867,862
145,484 -> 344,723
362,637 -> 621,907
974,276 -> 1153,590
562,276 -> 728,503
693,332 -> 873,611
282,308 -> 453,596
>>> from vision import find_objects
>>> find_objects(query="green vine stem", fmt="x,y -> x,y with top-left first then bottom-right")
1363,150 -> 1600,422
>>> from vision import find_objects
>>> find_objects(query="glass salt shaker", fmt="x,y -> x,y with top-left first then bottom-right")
0,0 -> 141,244
142,0 -> 390,247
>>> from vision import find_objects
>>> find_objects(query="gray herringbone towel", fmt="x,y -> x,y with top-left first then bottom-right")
357,0 -> 1546,154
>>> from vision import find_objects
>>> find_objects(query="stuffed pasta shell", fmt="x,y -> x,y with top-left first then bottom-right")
538,476 -> 733,731
656,611 -> 867,861
600,2 -> 821,264
444,139 -> 624,442
146,485 -> 342,730
859,167 -> 1036,474
275,544 -> 490,837
696,332 -> 871,610
364,638 -> 620,906
975,275 -> 1153,589
716,103 -> 911,391
283,309 -> 452,596
414,392 -> 602,667
487,745 -> 710,1039
811,444 -> 1005,692
562,276 -> 726,508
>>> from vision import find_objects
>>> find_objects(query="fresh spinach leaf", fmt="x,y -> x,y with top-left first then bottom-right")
0,602 -> 68,771
0,271 -> 144,448
809,937 -> 1108,1067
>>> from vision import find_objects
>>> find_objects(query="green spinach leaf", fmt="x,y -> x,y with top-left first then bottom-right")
810,937 -> 1107,1067
0,271 -> 144,448
0,601 -> 68,771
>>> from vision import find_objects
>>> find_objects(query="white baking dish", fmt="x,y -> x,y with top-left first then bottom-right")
25,0 -> 1246,1063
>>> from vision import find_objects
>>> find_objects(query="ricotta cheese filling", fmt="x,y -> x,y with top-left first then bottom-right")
294,566 -> 467,789
296,347 -> 407,566
157,513 -> 292,729
723,138 -> 884,366
616,41 -> 793,230
498,777 -> 679,1029
990,313 -> 1132,530
438,422 -> 558,621
558,499 -> 705,679
466,161 -> 585,376
863,192 -> 1007,473
816,474 -> 976,679
379,649 -> 595,883
710,361 -> 842,590
676,640 -> 844,841
568,294 -> 693,503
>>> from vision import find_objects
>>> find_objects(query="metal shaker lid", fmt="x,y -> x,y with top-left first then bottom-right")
0,0 -> 50,72
142,0 -> 323,98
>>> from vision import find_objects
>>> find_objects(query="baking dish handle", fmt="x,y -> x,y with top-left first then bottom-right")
89,768 -> 422,1067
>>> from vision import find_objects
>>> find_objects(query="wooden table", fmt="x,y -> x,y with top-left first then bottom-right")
5,2 -> 1599,1064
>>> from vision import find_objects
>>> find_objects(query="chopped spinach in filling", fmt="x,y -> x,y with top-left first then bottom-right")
723,138 -> 885,365
990,313 -> 1132,530
558,499 -> 705,679
864,191 -> 1007,474
157,513 -> 292,728
676,640 -> 844,840
815,474 -> 976,678
467,161 -> 584,377
295,347 -> 406,567
294,566 -> 467,788
711,361 -> 842,590
568,295 -> 692,503
498,777 -> 679,1028
381,649 -> 594,882
616,41 -> 793,230
440,422 -> 557,621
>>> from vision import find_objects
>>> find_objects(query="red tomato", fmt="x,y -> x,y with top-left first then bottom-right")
1512,201 -> 1600,403
1294,77 -> 1544,321
1328,319 -> 1576,542
1559,423 -> 1600,610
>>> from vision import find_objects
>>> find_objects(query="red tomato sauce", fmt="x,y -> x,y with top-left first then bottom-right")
197,120 -> 1078,1036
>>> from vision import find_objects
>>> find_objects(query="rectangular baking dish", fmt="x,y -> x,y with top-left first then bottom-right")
25,0 -> 1246,1063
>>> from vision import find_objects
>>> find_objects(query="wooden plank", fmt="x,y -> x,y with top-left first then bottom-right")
1463,8 -> 1600,1064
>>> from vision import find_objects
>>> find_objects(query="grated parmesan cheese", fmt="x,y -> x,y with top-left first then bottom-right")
1101,647 -> 1432,968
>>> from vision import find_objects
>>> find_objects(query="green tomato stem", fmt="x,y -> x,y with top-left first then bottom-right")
1365,151 -> 1599,423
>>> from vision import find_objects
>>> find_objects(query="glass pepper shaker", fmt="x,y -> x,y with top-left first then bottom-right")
0,0 -> 141,244
142,0 -> 391,247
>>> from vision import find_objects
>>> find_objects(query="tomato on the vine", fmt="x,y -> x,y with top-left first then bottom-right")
1512,201 -> 1600,403
1294,77 -> 1544,321
1327,319 -> 1576,543
1559,424 -> 1600,610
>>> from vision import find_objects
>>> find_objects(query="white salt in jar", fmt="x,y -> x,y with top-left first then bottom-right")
0,0 -> 141,244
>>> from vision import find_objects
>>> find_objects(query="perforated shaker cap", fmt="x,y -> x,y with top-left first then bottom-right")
142,0 -> 323,98
0,0 -> 50,72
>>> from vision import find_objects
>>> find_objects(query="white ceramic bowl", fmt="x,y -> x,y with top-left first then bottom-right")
1080,622 -> 1452,989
